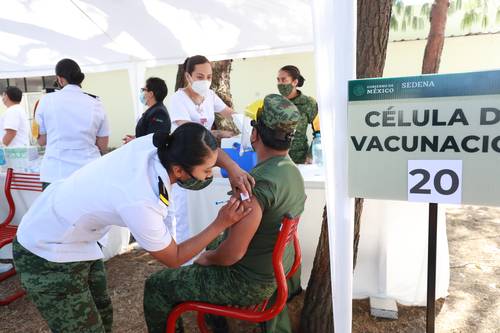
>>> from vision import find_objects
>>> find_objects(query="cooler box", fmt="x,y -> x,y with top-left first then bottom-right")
220,146 -> 257,178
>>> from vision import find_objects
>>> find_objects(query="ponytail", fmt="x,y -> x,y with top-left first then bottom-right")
55,58 -> 85,85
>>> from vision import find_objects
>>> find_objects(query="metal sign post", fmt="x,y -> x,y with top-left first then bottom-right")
426,202 -> 438,333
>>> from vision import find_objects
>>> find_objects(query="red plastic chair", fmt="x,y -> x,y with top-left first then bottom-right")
165,214 -> 302,333
0,168 -> 43,305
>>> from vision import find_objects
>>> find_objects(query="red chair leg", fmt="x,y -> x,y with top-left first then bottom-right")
196,311 -> 210,333
0,289 -> 26,306
0,267 -> 26,306
0,266 -> 16,281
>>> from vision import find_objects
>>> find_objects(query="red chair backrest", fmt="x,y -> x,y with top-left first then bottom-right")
1,168 -> 42,228
266,214 -> 301,317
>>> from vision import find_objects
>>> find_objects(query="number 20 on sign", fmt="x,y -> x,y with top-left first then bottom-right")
408,160 -> 463,204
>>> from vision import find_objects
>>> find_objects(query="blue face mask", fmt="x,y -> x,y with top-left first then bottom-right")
139,90 -> 147,105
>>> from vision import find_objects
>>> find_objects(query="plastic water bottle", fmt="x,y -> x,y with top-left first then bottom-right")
312,132 -> 323,166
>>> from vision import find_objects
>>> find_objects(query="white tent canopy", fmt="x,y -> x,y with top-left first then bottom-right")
1,1 -> 357,332
0,0 -> 313,79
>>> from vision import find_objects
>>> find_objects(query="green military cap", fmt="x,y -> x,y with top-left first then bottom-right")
257,94 -> 300,133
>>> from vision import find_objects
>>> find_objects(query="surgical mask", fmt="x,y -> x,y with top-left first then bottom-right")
278,83 -> 294,97
139,90 -> 147,105
177,172 -> 213,191
191,80 -> 211,97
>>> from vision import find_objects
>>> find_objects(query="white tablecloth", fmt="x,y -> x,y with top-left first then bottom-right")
0,173 -> 130,261
184,165 -> 449,305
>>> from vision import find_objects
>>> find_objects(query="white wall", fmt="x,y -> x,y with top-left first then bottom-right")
384,33 -> 500,76
82,70 -> 136,147
231,52 -> 317,113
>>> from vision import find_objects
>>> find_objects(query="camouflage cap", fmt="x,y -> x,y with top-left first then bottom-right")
257,94 -> 300,133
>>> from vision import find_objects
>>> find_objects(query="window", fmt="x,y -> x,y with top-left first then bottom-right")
26,77 -> 44,92
9,78 -> 27,92
42,76 -> 57,89
0,79 -> 8,93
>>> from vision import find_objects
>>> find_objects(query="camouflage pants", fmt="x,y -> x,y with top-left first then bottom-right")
261,266 -> 302,333
12,239 -> 113,333
143,263 -> 277,333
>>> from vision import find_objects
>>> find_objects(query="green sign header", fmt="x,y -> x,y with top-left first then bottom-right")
349,70 -> 500,101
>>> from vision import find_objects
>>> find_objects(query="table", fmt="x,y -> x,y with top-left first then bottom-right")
184,165 -> 450,305
0,172 -> 130,261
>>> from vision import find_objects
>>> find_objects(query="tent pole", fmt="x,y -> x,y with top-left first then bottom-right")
311,0 -> 356,332
127,63 -> 146,123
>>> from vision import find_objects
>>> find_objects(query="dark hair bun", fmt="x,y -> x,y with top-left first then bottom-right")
152,131 -> 171,149
297,75 -> 305,87
55,58 -> 85,85
71,72 -> 85,85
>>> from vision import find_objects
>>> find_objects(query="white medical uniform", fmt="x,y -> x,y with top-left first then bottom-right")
168,88 -> 227,243
17,135 -> 175,263
169,89 -> 226,131
35,84 -> 109,183
0,104 -> 30,147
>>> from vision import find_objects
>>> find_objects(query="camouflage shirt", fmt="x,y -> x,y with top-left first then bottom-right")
288,91 -> 318,164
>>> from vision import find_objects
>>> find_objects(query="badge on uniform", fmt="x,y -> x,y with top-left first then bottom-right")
158,177 -> 170,207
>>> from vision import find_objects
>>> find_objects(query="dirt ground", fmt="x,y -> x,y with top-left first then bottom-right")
1,205 -> 499,333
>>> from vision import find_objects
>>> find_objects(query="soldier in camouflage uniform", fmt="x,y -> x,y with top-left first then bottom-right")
13,239 -> 113,332
144,94 -> 306,333
277,65 -> 318,164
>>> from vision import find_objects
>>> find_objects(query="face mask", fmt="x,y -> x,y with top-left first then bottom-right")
191,79 -> 211,97
139,90 -> 147,105
278,83 -> 294,97
177,172 -> 213,191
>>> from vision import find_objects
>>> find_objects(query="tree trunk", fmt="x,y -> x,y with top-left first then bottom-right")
210,60 -> 240,135
210,60 -> 234,108
300,1 -> 392,332
356,1 -> 393,79
299,207 -> 333,333
422,0 -> 449,74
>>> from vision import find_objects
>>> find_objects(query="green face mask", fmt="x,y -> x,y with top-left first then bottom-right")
176,172 -> 214,191
277,83 -> 294,97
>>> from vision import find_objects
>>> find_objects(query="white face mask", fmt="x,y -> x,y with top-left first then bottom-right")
191,79 -> 211,97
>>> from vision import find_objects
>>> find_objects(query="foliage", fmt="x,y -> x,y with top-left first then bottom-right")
391,0 -> 500,33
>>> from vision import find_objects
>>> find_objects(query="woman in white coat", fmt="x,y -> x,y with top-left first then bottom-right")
169,55 -> 236,243
36,58 -> 109,187
13,123 -> 251,333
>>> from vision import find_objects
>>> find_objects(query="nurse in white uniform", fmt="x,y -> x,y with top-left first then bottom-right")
13,123 -> 251,333
36,58 -> 109,187
169,55 -> 235,243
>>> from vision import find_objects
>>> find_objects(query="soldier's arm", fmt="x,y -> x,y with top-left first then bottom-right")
195,198 -> 262,266
150,197 -> 251,268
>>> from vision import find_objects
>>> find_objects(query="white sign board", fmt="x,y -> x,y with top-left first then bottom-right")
348,70 -> 500,206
